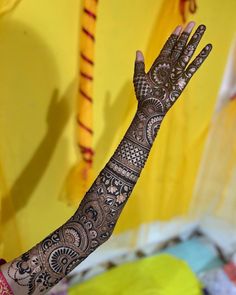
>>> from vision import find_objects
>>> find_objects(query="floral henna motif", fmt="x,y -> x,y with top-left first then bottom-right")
134,24 -> 211,111
7,167 -> 134,294
3,23 -> 212,295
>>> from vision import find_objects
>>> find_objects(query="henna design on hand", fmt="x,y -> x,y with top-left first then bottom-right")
2,23 -> 212,295
134,24 -> 212,111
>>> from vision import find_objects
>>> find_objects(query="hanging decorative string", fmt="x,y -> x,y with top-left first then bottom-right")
179,0 -> 197,23
77,0 -> 98,179
63,0 -> 98,204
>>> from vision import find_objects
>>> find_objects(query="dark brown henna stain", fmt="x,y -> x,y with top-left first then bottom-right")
3,24 -> 212,295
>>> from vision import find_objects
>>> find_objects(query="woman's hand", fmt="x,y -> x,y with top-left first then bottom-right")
0,21 -> 212,295
133,22 -> 212,114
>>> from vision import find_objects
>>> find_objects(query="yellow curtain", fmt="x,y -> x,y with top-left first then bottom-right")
0,0 -> 21,16
191,98 -> 236,224
190,38 -> 236,224
0,0 -> 22,259
0,0 -> 80,260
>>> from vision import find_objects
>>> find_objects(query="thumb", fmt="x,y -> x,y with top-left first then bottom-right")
134,50 -> 145,75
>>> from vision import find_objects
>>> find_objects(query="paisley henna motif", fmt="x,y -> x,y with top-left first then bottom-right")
134,24 -> 211,112
2,23 -> 212,295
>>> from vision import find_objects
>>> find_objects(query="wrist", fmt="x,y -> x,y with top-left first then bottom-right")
124,106 -> 164,149
137,95 -> 167,115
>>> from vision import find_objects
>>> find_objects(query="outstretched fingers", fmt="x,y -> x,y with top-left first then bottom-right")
184,43 -> 212,79
178,24 -> 207,69
171,21 -> 195,61
157,25 -> 182,59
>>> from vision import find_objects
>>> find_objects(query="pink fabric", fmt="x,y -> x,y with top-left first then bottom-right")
0,259 -> 14,294
0,271 -> 13,295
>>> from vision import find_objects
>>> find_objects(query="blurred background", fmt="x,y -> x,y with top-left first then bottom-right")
0,0 -> 236,294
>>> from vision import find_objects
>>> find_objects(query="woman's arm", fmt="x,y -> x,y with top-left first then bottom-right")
0,22 -> 212,295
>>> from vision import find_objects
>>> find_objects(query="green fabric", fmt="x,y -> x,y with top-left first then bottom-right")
69,254 -> 203,295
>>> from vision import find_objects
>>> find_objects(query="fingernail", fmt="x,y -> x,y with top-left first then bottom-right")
199,24 -> 206,31
184,21 -> 195,33
136,50 -> 144,62
206,43 -> 213,50
173,25 -> 182,35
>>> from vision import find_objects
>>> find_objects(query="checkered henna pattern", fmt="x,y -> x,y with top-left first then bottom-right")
1,24 -> 211,295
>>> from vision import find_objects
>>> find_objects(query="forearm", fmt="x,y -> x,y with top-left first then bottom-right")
0,103 -> 163,295
0,21 -> 211,294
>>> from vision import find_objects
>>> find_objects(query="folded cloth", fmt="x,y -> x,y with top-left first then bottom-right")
0,0 -> 21,16
69,254 -> 202,295
161,237 -> 223,274
224,261 -> 236,284
200,268 -> 236,295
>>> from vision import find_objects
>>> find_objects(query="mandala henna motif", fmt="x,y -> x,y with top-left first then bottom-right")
146,115 -> 162,146
134,25 -> 211,111
2,23 -> 212,295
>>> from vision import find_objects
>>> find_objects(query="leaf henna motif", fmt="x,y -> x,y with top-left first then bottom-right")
4,23 -> 212,295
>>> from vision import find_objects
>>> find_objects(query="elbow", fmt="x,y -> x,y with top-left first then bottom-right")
96,222 -> 116,246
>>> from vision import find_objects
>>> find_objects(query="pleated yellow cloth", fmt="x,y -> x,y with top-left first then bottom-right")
0,0 -> 21,15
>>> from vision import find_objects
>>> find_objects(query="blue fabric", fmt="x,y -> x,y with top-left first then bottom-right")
161,237 -> 223,273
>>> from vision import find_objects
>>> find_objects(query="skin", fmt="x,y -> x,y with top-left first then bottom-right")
0,22 -> 212,295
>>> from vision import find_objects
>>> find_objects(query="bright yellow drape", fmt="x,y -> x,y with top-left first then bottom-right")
191,98 -> 236,224
0,0 -> 236,261
0,0 -> 23,257
190,37 -> 236,224
0,0 -> 21,16
0,0 -> 80,260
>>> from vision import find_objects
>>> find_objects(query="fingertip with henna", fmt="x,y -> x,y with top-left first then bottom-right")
184,21 -> 196,33
136,50 -> 144,62
172,25 -> 182,35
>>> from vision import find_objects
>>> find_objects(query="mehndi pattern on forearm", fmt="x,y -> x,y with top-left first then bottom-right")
4,23 -> 212,295
7,165 -> 133,294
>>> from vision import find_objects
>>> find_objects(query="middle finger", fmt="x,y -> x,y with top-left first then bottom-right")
171,21 -> 195,61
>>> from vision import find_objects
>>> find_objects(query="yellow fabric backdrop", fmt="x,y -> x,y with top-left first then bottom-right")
191,97 -> 236,223
0,0 -> 21,16
0,0 -> 236,261
0,0 -> 80,260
